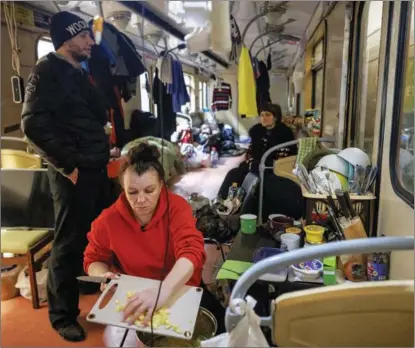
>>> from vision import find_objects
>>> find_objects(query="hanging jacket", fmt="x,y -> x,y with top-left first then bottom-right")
252,57 -> 261,79
256,61 -> 271,113
211,83 -> 232,111
89,20 -> 146,78
153,68 -> 176,139
167,59 -> 190,113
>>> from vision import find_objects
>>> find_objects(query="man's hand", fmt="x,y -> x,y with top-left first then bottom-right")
65,168 -> 79,185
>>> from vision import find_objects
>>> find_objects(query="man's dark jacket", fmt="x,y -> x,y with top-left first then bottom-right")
21,53 -> 110,175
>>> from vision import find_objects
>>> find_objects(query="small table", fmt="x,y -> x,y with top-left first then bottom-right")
222,227 -> 323,293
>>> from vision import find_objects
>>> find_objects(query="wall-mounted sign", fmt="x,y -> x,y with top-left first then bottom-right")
1,3 -> 51,31
2,3 -> 35,27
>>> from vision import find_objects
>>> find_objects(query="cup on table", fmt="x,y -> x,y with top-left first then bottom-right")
240,214 -> 257,234
267,215 -> 294,241
280,233 -> 300,251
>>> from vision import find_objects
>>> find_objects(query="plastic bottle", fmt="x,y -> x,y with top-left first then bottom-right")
228,182 -> 238,200
210,147 -> 219,168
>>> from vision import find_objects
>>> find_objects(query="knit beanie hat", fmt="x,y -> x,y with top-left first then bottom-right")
50,11 -> 90,50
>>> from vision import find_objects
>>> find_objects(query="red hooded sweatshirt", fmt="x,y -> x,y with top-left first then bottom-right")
83,188 -> 205,286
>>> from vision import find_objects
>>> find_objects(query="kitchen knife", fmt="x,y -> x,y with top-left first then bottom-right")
335,189 -> 352,220
343,190 -> 357,217
77,276 -> 111,284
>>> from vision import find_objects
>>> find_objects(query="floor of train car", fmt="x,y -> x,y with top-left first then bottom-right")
1,155 -> 244,347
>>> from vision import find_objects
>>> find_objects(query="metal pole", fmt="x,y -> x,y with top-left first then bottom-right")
225,236 -> 414,332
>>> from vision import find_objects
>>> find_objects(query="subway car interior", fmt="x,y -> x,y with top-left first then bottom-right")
0,1 -> 414,347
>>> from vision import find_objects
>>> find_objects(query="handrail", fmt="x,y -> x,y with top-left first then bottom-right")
225,236 -> 415,332
258,137 -> 335,225
1,136 -> 28,144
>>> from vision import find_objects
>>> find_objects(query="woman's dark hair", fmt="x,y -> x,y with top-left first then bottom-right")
260,103 -> 282,123
119,143 -> 165,181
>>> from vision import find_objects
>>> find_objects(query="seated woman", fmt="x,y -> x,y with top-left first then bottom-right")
83,143 -> 224,331
217,103 -> 303,219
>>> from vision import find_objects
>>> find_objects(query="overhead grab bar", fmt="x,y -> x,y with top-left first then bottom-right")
255,39 -> 284,57
241,1 -> 289,45
258,137 -> 335,225
225,236 -> 415,332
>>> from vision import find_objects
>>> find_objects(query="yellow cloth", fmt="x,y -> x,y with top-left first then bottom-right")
238,46 -> 257,117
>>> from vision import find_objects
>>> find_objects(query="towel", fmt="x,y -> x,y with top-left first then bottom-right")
297,137 -> 318,165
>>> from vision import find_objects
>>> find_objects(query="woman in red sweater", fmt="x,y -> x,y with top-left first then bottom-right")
83,143 -> 206,325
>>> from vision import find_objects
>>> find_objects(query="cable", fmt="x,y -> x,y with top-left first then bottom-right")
149,48 -> 172,347
3,1 -> 21,76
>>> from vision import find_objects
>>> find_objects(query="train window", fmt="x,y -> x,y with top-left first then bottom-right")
199,81 -> 208,109
36,37 -> 54,60
139,73 -> 150,112
355,1 -> 383,157
182,73 -> 195,113
312,40 -> 324,110
393,4 -> 414,197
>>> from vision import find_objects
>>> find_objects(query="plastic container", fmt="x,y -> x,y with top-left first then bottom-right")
304,225 -> 325,243
210,147 -> 219,168
253,247 -> 288,282
292,260 -> 323,281
280,233 -> 300,251
240,214 -> 257,234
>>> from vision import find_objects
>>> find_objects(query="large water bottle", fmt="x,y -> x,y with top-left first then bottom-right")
210,147 -> 219,168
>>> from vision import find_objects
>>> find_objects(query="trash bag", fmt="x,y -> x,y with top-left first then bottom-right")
15,266 -> 48,303
196,205 -> 235,243
201,296 -> 270,347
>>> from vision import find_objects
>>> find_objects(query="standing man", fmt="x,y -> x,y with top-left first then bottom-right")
21,11 -> 110,342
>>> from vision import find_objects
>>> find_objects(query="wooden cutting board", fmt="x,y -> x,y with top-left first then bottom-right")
86,274 -> 203,340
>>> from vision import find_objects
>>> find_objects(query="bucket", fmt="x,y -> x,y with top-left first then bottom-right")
136,307 -> 217,347
240,214 -> 257,234
304,225 -> 325,243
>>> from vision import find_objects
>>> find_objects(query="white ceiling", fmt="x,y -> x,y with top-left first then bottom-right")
26,1 -> 319,72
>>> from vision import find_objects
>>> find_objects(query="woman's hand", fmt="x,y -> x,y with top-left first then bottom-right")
122,286 -> 172,325
100,272 -> 119,292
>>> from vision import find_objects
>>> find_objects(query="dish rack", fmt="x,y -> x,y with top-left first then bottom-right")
301,185 -> 376,236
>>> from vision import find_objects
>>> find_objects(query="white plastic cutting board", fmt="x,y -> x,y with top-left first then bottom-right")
86,274 -> 203,340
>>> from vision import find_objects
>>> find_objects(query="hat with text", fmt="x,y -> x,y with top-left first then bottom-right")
50,11 -> 90,50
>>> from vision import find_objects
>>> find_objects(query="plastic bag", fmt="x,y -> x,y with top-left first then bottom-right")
201,296 -> 270,347
15,266 -> 48,302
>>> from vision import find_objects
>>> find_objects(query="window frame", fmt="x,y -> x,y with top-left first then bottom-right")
311,39 -> 324,110
389,1 -> 414,207
352,1 -> 384,155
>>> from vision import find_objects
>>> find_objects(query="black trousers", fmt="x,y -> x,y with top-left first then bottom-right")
217,164 -> 304,220
47,166 -> 110,328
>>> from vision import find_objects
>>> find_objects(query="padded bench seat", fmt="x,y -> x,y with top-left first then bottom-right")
1,229 -> 51,254
1,228 -> 54,308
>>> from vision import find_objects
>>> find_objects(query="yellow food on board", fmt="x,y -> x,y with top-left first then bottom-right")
114,291 -> 182,333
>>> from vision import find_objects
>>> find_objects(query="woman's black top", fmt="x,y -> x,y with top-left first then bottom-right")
246,122 -> 297,173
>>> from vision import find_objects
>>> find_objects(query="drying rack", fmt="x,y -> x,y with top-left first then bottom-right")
258,137 -> 335,225
224,236 -> 414,346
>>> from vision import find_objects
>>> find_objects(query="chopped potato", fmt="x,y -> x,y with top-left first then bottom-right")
115,293 -> 184,334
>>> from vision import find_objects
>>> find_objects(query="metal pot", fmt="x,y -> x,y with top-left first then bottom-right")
136,307 -> 217,347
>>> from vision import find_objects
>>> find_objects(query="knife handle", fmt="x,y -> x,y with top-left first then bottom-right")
343,190 -> 357,217
335,189 -> 351,219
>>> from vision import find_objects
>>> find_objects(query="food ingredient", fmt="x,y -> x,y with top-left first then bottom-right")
115,291 -> 182,333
